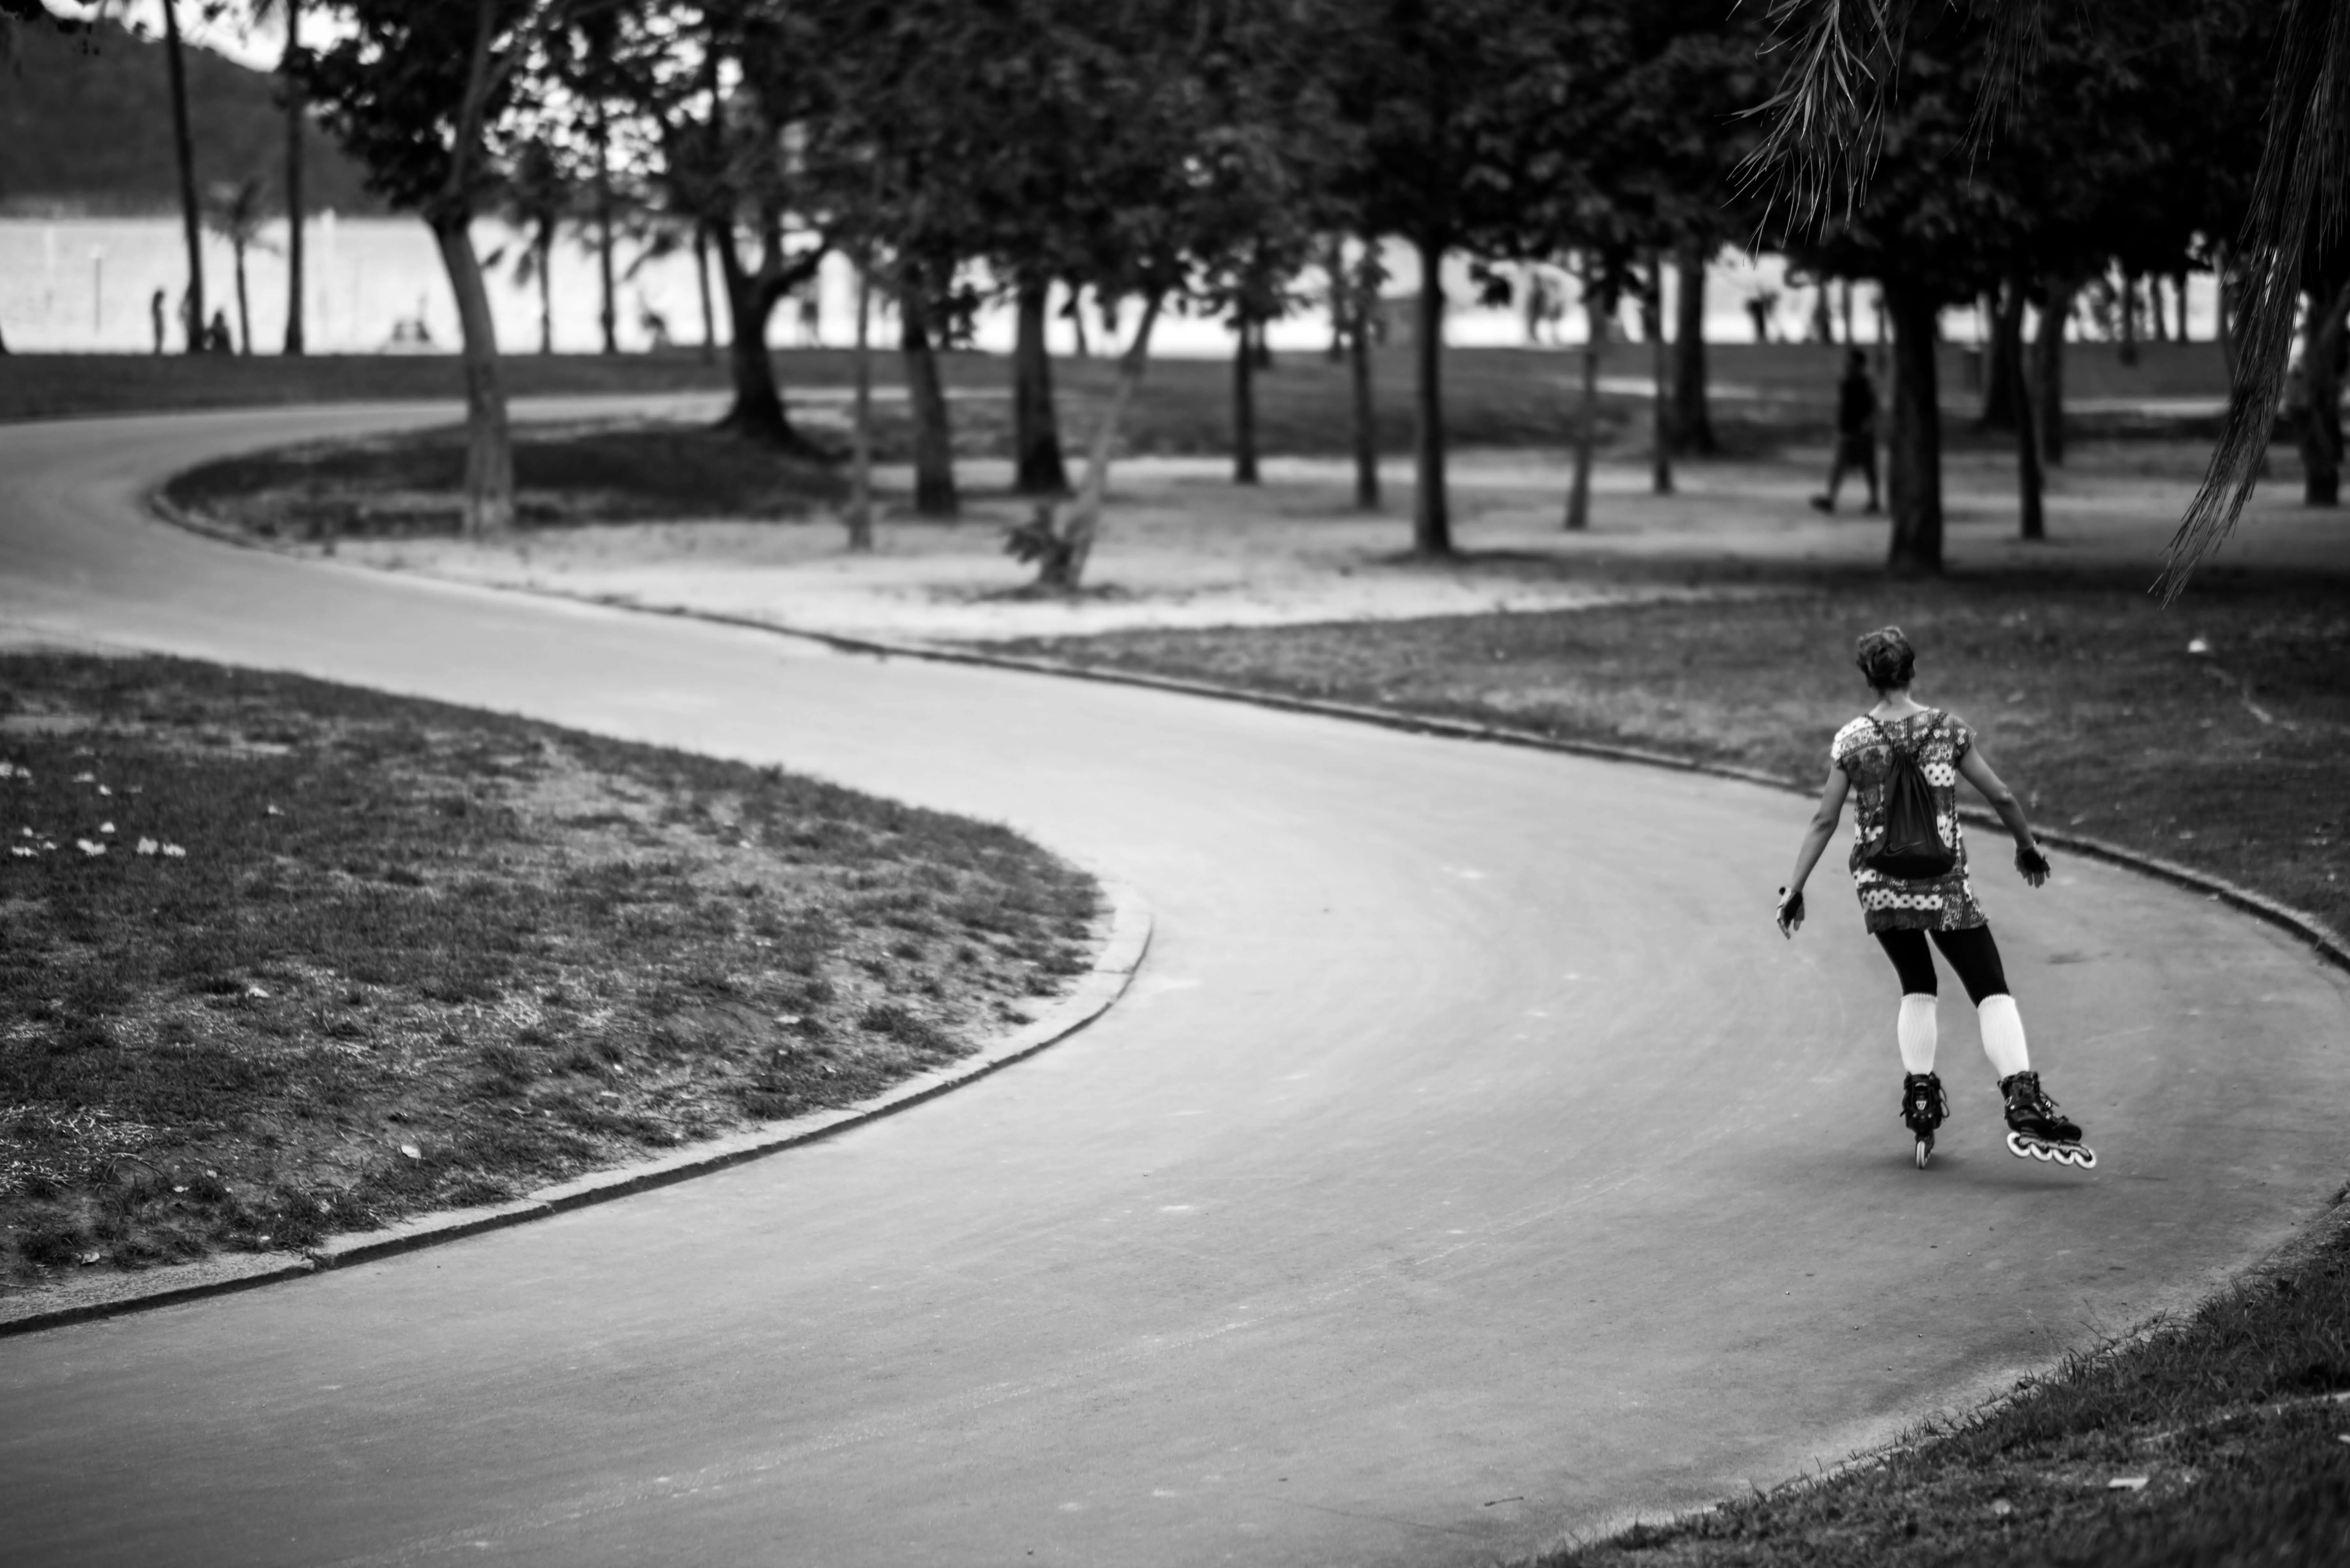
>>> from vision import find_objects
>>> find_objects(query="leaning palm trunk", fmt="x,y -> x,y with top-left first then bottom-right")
1053,291 -> 1164,588
434,218 -> 515,536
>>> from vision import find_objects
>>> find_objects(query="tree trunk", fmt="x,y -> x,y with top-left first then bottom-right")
1232,312 -> 1260,484
1349,289 -> 1379,510
233,243 -> 252,354
280,0 -> 306,356
1979,280 -> 2025,429
847,255 -> 873,553
1055,292 -> 1164,588
1645,253 -> 1671,494
1883,277 -> 1944,574
1325,236 -> 1347,362
2298,278 -> 2350,506
162,0 -> 206,357
2119,271 -> 2139,366
1012,275 -> 1067,494
694,226 -> 716,365
431,217 -> 515,538
899,273 -> 958,518
1566,267 -> 1605,531
2012,278 -> 2045,541
2174,270 -> 2191,342
1066,282 -> 1090,358
1411,233 -> 1450,554
536,229 -> 553,354
594,104 -> 617,355
1671,239 -> 1716,455
710,226 -> 798,446
2032,275 -> 2072,467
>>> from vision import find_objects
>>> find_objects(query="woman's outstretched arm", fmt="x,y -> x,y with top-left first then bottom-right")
1779,763 -> 1850,936
1958,748 -> 2050,887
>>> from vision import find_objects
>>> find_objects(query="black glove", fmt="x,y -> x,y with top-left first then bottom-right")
2015,844 -> 2051,878
1775,885 -> 1806,933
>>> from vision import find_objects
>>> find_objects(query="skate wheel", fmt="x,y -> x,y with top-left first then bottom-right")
2066,1145 -> 2098,1170
1915,1138 -> 1932,1169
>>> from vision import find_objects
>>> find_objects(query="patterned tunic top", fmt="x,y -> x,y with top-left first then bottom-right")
1830,708 -> 1986,934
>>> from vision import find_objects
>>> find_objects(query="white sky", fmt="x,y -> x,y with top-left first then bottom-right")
58,1 -> 295,71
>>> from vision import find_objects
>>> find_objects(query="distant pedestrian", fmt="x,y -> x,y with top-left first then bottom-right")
1811,348 -> 1879,514
205,309 -> 234,355
150,289 -> 168,355
1774,627 -> 2088,1171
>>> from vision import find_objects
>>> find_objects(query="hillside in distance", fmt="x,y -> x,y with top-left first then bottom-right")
1,19 -> 381,217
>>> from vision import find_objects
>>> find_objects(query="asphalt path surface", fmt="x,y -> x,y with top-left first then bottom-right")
3,405 -> 2348,1567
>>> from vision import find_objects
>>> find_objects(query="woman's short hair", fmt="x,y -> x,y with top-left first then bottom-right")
1854,626 -> 1916,691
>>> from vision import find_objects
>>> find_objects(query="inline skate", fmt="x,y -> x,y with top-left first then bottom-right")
2000,1070 -> 2096,1169
1900,1071 -> 1948,1169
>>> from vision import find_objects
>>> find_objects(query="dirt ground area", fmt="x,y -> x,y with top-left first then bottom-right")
281,437 -> 2350,646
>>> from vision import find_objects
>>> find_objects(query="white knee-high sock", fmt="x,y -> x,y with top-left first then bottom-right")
1897,994 -> 1938,1074
1978,994 -> 2031,1078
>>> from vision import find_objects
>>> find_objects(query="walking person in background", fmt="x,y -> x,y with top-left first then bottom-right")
150,289 -> 168,355
1773,627 -> 2091,1170
1811,348 -> 1880,514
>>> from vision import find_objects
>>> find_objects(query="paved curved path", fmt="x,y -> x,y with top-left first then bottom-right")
3,405 -> 2347,1567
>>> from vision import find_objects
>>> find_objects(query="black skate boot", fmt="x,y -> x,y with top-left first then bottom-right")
1999,1070 -> 2096,1169
1900,1072 -> 1948,1169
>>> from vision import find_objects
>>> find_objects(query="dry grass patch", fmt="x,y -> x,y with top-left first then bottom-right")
0,654 -> 1097,1290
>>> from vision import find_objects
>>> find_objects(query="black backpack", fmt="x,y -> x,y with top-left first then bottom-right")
1864,713 -> 1957,879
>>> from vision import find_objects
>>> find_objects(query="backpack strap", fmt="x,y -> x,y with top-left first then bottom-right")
1866,711 -> 1938,760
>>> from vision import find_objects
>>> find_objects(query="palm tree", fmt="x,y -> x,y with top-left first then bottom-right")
500,140 -> 572,355
161,0 -> 207,354
206,177 -> 274,355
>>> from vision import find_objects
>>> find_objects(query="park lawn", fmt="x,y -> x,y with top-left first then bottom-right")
0,653 -> 1099,1290
163,418 -> 845,540
987,575 -> 2350,1565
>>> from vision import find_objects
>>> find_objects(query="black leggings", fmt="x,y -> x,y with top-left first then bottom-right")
1875,925 -> 2011,1005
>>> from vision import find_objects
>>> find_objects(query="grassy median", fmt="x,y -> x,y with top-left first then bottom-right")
0,653 -> 1098,1289
163,418 -> 845,540
987,568 -> 2350,1566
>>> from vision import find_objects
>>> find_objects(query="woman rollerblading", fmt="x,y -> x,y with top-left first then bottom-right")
1774,627 -> 2093,1171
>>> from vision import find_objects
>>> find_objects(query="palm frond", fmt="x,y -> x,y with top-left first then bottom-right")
1965,0 -> 2044,154
1733,0 -> 1910,232
2159,0 -> 2350,600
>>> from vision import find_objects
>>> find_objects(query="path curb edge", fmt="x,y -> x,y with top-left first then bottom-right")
0,882 -> 1151,1339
